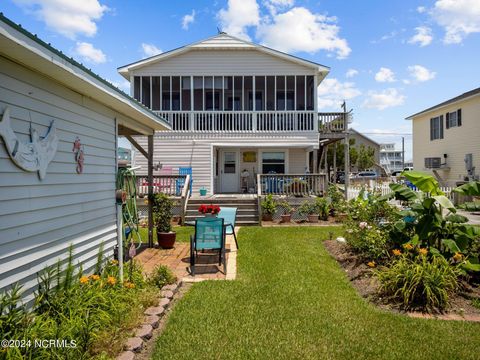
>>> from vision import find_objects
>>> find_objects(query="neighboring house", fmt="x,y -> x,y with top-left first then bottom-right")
380,143 -> 404,174
118,33 -> 346,195
407,87 -> 480,186
349,129 -> 380,167
0,15 -> 168,301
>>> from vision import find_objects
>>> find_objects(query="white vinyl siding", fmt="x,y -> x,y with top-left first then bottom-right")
0,56 -> 117,301
288,148 -> 308,173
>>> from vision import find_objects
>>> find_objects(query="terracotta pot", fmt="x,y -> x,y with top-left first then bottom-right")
281,214 -> 292,223
262,214 -> 273,221
335,213 -> 348,223
307,214 -> 319,223
157,230 -> 176,249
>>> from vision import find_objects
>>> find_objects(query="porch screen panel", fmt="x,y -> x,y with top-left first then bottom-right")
234,76 -> 243,110
133,76 -> 140,102
193,76 -> 203,111
141,76 -> 151,108
214,77 -> 223,110
262,152 -> 285,174
152,76 -> 160,110
296,76 -> 305,110
286,76 -> 295,111
266,76 -> 275,110
204,76 -> 213,110
224,76 -> 233,111
255,76 -> 265,111
181,76 -> 191,111
306,75 -> 314,110
161,76 -> 170,110
244,76 -> 253,111
172,76 -> 180,110
276,76 -> 285,111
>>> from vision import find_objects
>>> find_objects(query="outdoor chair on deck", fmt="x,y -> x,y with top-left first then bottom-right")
190,218 -> 226,276
218,207 -> 239,249
176,167 -> 193,196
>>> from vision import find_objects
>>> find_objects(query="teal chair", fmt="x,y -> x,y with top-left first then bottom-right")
190,218 -> 226,276
219,207 -> 239,249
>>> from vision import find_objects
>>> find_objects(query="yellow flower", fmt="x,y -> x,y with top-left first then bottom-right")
107,276 -> 117,286
90,274 -> 100,281
392,249 -> 402,256
418,248 -> 428,256
367,261 -> 376,268
79,276 -> 89,284
110,259 -> 119,265
403,243 -> 413,250
453,252 -> 463,261
124,281 -> 136,289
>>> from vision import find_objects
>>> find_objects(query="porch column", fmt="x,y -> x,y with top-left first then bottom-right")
344,134 -> 350,200
147,134 -> 154,248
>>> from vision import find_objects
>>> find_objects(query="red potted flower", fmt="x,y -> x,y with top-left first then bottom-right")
198,204 -> 221,217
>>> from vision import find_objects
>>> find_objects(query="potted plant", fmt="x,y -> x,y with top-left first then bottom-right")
198,204 -> 221,217
260,194 -> 277,221
298,201 -> 319,223
315,197 -> 330,221
278,200 -> 293,223
152,193 -> 176,249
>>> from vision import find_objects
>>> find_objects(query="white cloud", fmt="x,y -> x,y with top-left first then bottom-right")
431,0 -> 480,44
317,78 -> 361,110
141,43 -> 162,58
408,26 -> 433,46
74,42 -> 106,63
417,6 -> 427,13
374,67 -> 396,83
182,10 -> 196,30
217,0 -> 260,40
407,65 -> 436,82
264,0 -> 295,14
256,7 -> 351,59
346,69 -> 358,78
13,0 -> 108,39
362,88 -> 405,110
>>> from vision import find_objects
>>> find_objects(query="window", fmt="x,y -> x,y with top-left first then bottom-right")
296,75 -> 305,110
446,109 -> 462,129
262,152 -> 285,174
255,76 -> 265,111
286,76 -> 295,110
243,76 -> 253,110
181,76 -> 191,111
161,76 -> 170,110
133,76 -> 140,101
171,76 -> 180,110
204,76 -> 213,110
266,76 -> 275,110
224,152 -> 236,174
193,76 -> 203,111
141,76 -> 150,108
224,76 -> 233,111
306,75 -> 314,110
430,115 -> 444,140
276,76 -> 285,110
234,76 -> 243,110
214,77 -> 223,110
152,76 -> 160,110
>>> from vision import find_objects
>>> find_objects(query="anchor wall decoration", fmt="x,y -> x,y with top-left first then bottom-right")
0,106 -> 58,180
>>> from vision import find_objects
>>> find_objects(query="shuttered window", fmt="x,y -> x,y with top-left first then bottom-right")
430,115 -> 443,140
446,109 -> 462,129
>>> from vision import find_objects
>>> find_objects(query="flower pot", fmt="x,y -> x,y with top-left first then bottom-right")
199,188 -> 207,196
262,214 -> 273,221
157,230 -> 176,249
307,214 -> 319,223
335,213 -> 348,223
203,213 -> 217,218
280,214 -> 292,223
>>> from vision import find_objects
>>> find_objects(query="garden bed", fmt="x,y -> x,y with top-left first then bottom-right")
324,239 -> 480,321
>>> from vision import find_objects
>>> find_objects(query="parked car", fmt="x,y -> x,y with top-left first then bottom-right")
333,171 -> 345,184
352,171 -> 379,179
391,170 -> 403,177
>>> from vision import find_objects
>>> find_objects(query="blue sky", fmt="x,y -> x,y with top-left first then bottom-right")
2,0 -> 480,159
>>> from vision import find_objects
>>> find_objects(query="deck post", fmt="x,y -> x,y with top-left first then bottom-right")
147,134 -> 154,248
344,133 -> 350,200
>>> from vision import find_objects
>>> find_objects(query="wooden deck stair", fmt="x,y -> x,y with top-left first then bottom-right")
185,196 -> 259,226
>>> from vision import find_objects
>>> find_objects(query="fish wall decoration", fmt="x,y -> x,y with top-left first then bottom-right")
0,106 -> 58,180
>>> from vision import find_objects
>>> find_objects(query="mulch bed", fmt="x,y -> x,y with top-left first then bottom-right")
323,240 -> 480,322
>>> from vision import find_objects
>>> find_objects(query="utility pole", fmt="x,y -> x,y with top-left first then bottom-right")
401,136 -> 405,170
342,101 -> 350,199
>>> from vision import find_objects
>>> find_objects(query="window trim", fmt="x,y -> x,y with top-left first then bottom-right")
430,115 -> 444,141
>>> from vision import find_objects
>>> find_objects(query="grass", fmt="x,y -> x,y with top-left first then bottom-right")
138,225 -> 193,244
152,227 -> 480,360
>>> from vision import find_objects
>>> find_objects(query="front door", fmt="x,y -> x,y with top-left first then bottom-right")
220,150 -> 239,193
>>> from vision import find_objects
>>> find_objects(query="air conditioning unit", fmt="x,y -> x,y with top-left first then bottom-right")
424,157 -> 442,169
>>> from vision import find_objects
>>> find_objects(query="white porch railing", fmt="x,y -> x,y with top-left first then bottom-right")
347,184 -> 455,201
137,175 -> 187,197
257,173 -> 327,196
154,111 -> 346,133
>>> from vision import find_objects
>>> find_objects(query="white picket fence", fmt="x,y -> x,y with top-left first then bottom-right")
347,183 -> 455,201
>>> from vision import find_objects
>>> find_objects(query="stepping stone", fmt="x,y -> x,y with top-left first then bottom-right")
159,298 -> 170,307
116,351 -> 135,360
160,290 -> 174,299
125,337 -> 143,352
144,306 -> 165,316
135,324 -> 153,340
143,315 -> 160,328
162,283 -> 178,292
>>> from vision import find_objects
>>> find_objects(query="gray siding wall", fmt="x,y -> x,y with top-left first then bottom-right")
0,56 -> 117,302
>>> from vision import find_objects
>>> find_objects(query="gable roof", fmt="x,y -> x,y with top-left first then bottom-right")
0,13 -> 170,133
406,87 -> 480,120
118,33 -> 330,80
349,129 -> 380,147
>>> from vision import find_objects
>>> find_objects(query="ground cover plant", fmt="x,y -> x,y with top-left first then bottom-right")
0,246 -> 171,359
153,227 -> 480,360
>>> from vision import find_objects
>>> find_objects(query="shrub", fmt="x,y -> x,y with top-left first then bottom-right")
260,194 -> 277,215
152,193 -> 174,232
298,198 -> 329,220
277,200 -> 293,215
377,255 -> 461,311
149,265 -> 177,289
345,222 -> 388,260
327,184 -> 346,215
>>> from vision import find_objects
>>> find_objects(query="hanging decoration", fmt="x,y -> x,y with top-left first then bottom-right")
72,137 -> 85,174
0,106 -> 58,180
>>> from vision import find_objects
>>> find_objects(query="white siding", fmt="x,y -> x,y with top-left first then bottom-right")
0,56 -> 117,301
132,49 -> 316,76
289,148 -> 308,173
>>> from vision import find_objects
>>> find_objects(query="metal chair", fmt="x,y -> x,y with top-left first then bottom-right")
218,207 -> 239,249
176,167 -> 193,195
190,217 -> 226,275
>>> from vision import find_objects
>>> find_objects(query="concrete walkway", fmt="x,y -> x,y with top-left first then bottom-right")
458,210 -> 480,225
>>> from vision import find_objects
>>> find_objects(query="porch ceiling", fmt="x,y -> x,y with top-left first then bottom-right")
212,142 -> 316,148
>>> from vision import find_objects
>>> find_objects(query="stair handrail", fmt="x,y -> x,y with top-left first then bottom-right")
180,174 -> 191,225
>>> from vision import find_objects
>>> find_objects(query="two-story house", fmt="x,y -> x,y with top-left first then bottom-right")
118,33 -> 347,196
407,87 -> 480,186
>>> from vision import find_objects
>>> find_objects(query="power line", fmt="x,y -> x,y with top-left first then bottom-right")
359,132 -> 412,136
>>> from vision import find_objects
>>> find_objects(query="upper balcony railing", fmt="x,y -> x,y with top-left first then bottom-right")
154,111 -> 348,133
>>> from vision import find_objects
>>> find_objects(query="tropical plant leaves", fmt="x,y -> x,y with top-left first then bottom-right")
389,183 -> 419,202
432,195 -> 456,212
445,214 -> 469,223
453,181 -> 480,196
402,171 -> 444,196
441,239 -> 461,253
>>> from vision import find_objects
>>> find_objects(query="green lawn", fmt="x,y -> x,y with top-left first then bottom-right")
138,225 -> 194,244
153,227 -> 480,360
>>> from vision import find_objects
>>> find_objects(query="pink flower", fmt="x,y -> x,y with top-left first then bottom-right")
359,222 -> 368,229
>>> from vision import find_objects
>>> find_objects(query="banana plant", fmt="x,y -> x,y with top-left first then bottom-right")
454,181 -> 480,211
